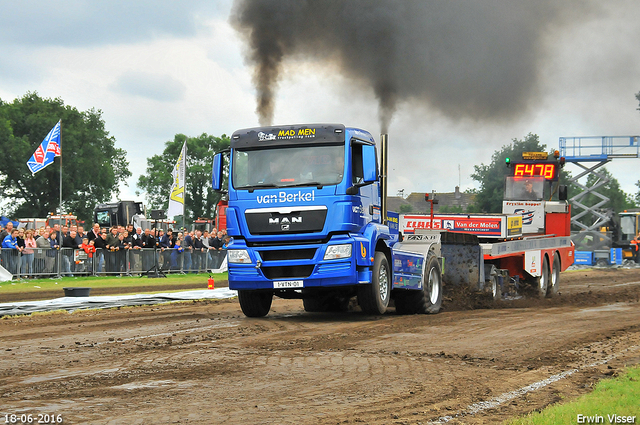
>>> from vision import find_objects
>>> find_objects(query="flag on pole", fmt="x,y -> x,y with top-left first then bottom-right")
167,140 -> 187,218
26,121 -> 61,174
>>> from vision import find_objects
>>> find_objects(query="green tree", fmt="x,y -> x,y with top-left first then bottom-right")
438,205 -> 464,213
137,133 -> 230,223
470,133 -> 547,213
398,204 -> 413,213
0,92 -> 130,221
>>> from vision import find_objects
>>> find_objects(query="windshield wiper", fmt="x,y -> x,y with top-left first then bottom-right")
279,181 -> 325,189
236,183 -> 280,192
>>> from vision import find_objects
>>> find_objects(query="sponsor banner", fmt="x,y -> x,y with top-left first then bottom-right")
507,216 -> 523,236
401,215 -> 504,237
502,201 -> 544,233
167,141 -> 187,218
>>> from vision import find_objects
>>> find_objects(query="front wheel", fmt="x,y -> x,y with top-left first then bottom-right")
358,252 -> 391,315
238,290 -> 273,317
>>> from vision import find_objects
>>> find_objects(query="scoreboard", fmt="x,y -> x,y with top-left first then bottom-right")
512,162 -> 558,180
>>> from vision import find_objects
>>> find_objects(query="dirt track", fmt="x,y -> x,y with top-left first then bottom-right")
1,268 -> 640,424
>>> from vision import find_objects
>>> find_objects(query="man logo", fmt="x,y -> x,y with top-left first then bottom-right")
281,224 -> 290,231
269,216 -> 303,225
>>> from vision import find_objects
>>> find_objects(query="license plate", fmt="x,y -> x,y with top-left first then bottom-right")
273,280 -> 304,289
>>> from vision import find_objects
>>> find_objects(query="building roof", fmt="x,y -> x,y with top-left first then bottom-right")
388,187 -> 476,214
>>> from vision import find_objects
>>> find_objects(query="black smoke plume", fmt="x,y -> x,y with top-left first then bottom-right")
231,0 -> 590,132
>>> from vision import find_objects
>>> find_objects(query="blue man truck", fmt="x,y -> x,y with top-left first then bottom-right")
211,124 -> 444,317
211,124 -> 573,317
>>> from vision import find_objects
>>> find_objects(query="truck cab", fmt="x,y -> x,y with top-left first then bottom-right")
501,152 -> 570,237
212,124 -> 397,316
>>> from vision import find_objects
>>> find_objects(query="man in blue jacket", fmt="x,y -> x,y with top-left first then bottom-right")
2,228 -> 22,275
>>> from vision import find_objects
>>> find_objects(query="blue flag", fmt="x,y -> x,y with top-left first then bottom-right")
26,121 -> 61,174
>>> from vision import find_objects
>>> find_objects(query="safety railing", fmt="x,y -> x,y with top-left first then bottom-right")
559,136 -> 640,161
0,247 -> 228,279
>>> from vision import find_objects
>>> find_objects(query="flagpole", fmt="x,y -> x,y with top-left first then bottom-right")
59,120 -> 62,214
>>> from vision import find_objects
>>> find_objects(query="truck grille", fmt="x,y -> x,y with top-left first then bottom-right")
261,265 -> 315,280
245,207 -> 327,235
259,248 -> 316,261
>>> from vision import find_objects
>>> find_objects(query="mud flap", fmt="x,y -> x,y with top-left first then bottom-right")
440,232 -> 483,291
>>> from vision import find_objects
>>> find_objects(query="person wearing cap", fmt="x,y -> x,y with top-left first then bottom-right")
519,179 -> 539,200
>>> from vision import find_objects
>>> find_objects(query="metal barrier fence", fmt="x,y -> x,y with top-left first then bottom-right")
0,248 -> 228,278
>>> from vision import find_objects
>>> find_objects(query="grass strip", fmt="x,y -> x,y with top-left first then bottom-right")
0,273 -> 228,295
507,366 -> 640,424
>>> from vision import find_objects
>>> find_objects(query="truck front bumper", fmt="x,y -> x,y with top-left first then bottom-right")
227,237 -> 372,291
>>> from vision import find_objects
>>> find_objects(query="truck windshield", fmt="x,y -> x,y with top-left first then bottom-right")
503,176 -> 544,201
620,215 -> 636,240
233,145 -> 345,189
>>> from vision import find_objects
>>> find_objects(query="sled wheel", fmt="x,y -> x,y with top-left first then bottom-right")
490,273 -> 502,301
395,253 -> 442,314
528,256 -> 549,298
546,253 -> 560,298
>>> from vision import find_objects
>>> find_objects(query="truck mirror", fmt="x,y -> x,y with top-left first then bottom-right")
558,185 -> 568,201
212,153 -> 224,191
362,144 -> 377,183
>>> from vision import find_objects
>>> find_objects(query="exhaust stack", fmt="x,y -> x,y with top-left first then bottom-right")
381,133 -> 388,225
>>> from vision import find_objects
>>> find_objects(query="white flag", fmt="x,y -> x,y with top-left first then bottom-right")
167,141 -> 187,218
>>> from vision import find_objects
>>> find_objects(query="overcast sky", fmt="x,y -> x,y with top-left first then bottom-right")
1,0 -> 639,209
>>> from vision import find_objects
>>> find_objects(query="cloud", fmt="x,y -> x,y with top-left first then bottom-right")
111,71 -> 186,102
0,0 -> 224,47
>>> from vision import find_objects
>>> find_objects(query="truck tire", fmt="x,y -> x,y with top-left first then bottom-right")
490,274 -> 502,301
303,297 -> 325,312
395,253 -> 443,314
546,253 -> 560,298
303,296 -> 350,313
528,256 -> 549,298
485,265 -> 502,302
358,252 -> 391,315
238,290 -> 273,317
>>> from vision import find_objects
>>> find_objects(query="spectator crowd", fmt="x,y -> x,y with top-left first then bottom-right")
0,221 -> 230,277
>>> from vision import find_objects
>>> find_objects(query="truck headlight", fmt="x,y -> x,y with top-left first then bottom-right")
324,244 -> 352,260
227,249 -> 252,264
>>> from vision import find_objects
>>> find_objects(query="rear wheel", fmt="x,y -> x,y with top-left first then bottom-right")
303,295 -> 350,312
358,252 -> 391,315
238,290 -> 273,317
490,274 -> 502,301
302,297 -> 325,312
546,253 -> 560,298
395,253 -> 443,314
528,256 -> 549,298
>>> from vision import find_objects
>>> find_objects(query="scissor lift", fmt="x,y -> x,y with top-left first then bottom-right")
559,136 -> 639,252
